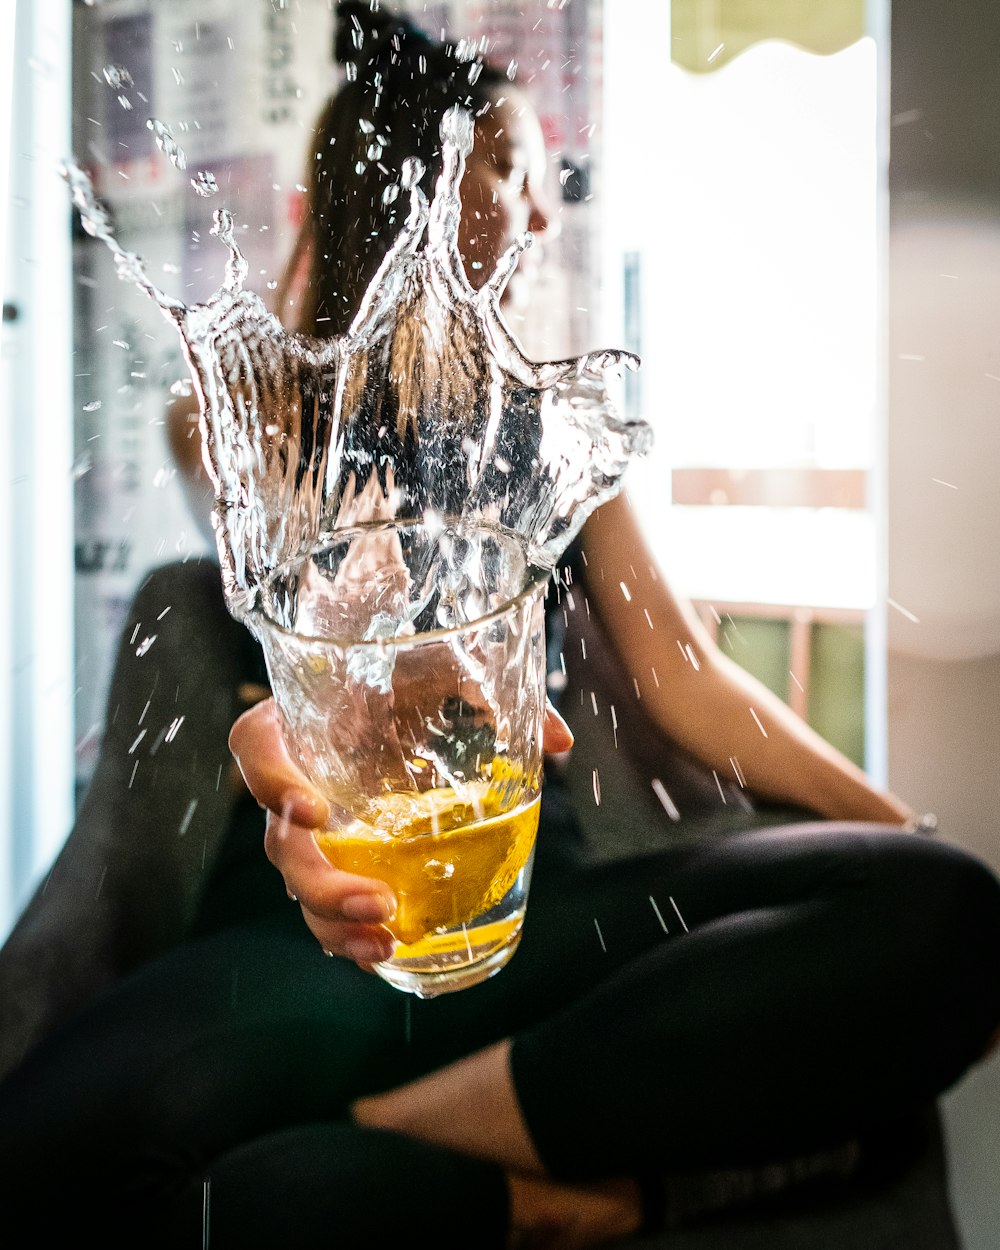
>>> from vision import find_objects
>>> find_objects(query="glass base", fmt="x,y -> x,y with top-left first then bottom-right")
374,913 -> 525,999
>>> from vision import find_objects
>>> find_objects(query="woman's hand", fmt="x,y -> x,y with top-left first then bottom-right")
229,697 -> 572,969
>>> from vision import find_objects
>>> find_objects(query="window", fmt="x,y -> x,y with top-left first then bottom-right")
601,0 -> 887,770
602,1 -> 884,612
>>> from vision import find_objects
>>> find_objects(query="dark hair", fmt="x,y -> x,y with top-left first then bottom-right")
283,2 -> 508,336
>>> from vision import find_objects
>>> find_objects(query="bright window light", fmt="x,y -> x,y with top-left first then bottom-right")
605,34 -> 881,610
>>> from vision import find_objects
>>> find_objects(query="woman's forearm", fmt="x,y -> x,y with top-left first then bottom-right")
581,495 -> 915,826
674,648 -> 914,823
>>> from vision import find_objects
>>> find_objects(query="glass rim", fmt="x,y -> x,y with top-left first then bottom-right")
249,567 -> 551,651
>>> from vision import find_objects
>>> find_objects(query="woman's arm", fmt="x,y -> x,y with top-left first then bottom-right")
581,493 -> 915,825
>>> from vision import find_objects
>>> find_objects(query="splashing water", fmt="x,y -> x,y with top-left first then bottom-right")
190,170 -> 219,197
102,64 -> 134,90
145,118 -> 187,171
64,106 -> 650,647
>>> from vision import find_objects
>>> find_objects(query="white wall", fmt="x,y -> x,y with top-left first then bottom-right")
886,9 -> 1000,1244
887,200 -> 1000,875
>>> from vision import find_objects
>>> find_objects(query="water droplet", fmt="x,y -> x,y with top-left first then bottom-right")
146,118 -> 187,171
102,64 -> 134,90
82,399 -> 102,412
190,170 -> 219,197
424,859 -> 455,881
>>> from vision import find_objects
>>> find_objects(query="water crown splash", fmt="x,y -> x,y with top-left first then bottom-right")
65,105 -> 651,638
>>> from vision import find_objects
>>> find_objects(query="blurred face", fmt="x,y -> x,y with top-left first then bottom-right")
457,89 -> 555,310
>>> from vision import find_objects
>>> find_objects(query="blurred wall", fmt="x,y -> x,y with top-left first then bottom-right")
887,0 -> 1000,869
888,5 -> 1000,1250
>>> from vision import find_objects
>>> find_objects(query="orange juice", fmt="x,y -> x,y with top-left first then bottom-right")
315,783 -> 540,948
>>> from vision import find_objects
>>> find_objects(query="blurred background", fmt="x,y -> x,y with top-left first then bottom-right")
2,0 -> 998,1243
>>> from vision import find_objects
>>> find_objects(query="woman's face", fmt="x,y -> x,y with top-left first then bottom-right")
457,90 -> 555,310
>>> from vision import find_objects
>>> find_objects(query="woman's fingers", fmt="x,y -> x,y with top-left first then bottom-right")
263,807 -> 397,965
262,806 -> 395,917
232,699 -> 397,967
543,701 -> 574,754
301,907 -> 396,966
229,698 -> 329,828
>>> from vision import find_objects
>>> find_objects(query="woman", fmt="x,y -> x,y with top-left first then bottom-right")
1,6 -> 998,1248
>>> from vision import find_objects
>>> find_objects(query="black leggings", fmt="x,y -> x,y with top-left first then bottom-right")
1,794 -> 998,1248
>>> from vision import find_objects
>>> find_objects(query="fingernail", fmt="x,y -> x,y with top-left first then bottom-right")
345,937 -> 393,965
341,893 -> 392,923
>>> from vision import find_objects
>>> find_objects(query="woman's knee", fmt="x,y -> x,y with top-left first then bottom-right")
870,832 -> 1000,945
856,832 -> 1000,1045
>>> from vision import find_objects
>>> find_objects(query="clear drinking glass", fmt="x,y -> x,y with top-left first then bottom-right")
251,518 -> 549,998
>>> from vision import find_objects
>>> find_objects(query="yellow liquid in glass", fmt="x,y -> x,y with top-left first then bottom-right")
315,784 -> 540,948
